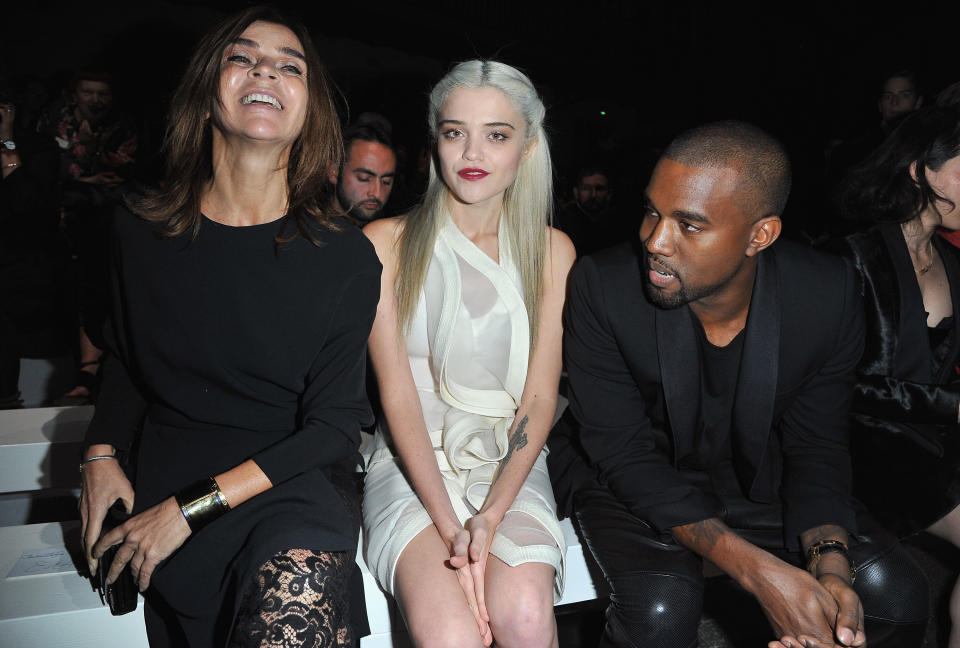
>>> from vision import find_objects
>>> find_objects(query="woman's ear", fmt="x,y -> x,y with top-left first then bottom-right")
909,160 -> 920,184
521,137 -> 538,162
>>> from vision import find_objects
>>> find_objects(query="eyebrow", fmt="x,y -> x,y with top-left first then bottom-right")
437,119 -> 517,130
280,46 -> 306,61
643,195 -> 711,225
674,210 -> 710,225
230,37 -> 306,61
354,167 -> 396,178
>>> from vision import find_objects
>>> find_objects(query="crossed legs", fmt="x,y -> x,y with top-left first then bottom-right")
394,524 -> 557,648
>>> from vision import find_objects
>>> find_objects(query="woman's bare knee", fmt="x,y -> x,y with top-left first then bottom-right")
485,561 -> 556,648
928,504 -> 960,547
394,527 -> 487,648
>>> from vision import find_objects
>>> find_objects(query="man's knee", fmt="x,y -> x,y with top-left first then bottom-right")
851,539 -> 929,647
854,540 -> 929,625
603,571 -> 702,648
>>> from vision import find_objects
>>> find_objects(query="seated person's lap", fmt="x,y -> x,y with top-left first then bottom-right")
573,482 -> 930,648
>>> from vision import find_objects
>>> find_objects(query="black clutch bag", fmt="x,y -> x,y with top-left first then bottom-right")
95,501 -> 138,616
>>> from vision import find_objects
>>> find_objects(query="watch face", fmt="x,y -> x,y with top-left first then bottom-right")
1,141 -> 14,151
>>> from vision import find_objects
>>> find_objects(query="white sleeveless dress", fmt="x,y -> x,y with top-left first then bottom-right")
362,218 -> 566,600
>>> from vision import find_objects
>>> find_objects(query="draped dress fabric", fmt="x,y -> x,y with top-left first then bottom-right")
362,218 -> 566,600
84,208 -> 381,646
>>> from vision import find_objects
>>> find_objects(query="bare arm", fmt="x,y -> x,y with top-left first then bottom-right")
672,519 -> 862,648
363,218 -> 464,542
476,227 -> 575,525
364,217 -> 492,641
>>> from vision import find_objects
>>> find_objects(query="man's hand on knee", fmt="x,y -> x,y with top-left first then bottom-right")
801,525 -> 864,647
750,558 -> 865,648
671,518 -> 864,647
816,573 -> 865,646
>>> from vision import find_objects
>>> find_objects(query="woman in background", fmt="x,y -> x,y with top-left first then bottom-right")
840,105 -> 960,647
362,60 -> 574,647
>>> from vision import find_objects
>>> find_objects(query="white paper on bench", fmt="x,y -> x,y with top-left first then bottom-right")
0,521 -> 149,647
7,547 -> 76,578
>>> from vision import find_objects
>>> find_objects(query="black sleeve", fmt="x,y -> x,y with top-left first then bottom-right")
779,260 -> 862,544
564,258 -> 720,531
853,374 -> 960,424
252,267 -> 380,484
82,216 -> 148,455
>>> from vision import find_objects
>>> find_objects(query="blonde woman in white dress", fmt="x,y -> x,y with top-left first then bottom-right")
362,60 -> 575,648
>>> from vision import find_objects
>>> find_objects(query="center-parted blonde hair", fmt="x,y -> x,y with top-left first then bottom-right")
396,60 -> 553,346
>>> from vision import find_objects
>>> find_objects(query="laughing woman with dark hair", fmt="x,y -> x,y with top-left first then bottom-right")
840,105 -> 960,647
77,7 -> 380,647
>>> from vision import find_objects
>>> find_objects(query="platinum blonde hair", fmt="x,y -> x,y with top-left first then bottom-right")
396,60 -> 553,346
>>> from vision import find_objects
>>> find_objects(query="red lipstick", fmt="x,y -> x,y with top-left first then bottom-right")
458,168 -> 489,180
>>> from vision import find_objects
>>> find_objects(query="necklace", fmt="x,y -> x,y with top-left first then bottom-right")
916,259 -> 934,276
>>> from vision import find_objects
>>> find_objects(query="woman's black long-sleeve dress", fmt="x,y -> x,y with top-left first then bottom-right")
83,207 -> 380,646
843,222 -> 960,537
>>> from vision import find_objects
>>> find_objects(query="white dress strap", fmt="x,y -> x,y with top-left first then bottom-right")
424,218 -> 531,508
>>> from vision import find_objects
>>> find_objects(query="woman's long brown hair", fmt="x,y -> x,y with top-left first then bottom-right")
129,6 -> 342,245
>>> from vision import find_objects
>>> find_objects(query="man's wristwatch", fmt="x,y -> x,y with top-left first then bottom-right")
806,539 -> 857,583
0,140 -> 16,152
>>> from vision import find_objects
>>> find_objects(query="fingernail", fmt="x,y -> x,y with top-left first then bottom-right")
838,629 -> 853,644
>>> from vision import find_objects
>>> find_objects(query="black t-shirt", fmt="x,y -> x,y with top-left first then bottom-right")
688,314 -> 746,469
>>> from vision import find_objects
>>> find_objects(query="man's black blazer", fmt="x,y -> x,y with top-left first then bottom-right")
548,239 -> 864,549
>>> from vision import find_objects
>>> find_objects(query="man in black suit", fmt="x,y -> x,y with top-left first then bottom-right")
549,121 -> 928,648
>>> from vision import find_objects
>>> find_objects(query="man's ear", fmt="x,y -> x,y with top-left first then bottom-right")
745,216 -> 782,257
327,161 -> 339,185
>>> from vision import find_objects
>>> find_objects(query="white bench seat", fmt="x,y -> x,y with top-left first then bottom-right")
0,406 -> 93,494
0,406 -> 605,647
0,521 -> 149,648
1,518 -> 600,647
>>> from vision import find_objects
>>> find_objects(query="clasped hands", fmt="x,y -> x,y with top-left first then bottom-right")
757,557 -> 865,648
444,513 -> 498,647
80,455 -> 191,592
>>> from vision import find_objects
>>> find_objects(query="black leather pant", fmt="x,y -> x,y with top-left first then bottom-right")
574,483 -> 930,648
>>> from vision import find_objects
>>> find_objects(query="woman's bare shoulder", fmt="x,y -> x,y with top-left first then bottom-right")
546,225 -> 576,268
362,216 -> 406,257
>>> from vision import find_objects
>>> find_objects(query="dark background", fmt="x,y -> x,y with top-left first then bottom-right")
4,0 -> 957,217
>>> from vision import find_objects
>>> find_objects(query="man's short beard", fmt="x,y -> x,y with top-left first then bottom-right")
642,256 -> 745,310
643,279 -> 690,309
337,183 -> 383,222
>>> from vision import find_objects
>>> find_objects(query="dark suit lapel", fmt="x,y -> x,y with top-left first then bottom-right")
732,250 -> 780,495
656,306 -> 701,462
